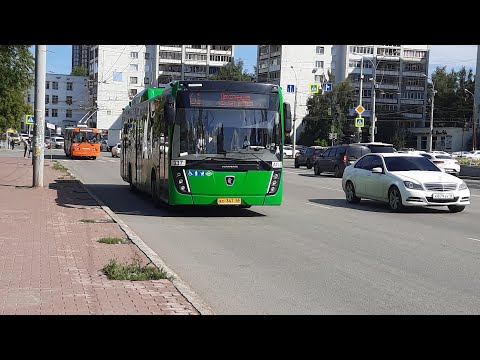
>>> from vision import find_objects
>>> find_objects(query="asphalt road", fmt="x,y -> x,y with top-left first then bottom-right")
58,150 -> 480,314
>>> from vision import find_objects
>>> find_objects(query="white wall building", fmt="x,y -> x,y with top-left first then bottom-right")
256,45 -> 333,138
24,73 -> 89,134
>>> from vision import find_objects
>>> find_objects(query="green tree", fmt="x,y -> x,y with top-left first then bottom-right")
0,45 -> 34,131
210,60 -> 253,81
71,66 -> 89,76
299,75 -> 354,146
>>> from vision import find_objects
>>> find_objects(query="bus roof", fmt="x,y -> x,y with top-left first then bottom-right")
65,127 -> 101,133
130,87 -> 166,106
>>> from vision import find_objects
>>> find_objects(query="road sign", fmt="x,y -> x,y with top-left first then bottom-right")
355,117 -> 365,128
323,83 -> 332,92
287,84 -> 295,93
355,105 -> 365,115
25,114 -> 34,125
310,83 -> 319,94
46,122 -> 55,130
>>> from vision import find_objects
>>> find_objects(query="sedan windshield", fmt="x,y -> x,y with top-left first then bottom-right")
174,107 -> 281,159
384,156 -> 441,172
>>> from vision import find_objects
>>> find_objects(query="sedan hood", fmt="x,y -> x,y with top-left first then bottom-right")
390,171 -> 462,184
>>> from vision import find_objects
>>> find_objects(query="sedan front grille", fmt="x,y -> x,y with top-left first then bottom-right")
424,183 -> 457,191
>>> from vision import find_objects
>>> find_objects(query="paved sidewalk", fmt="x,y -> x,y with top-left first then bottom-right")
0,149 -> 199,314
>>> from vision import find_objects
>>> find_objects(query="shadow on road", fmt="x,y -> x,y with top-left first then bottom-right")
298,173 -> 336,178
308,198 -> 448,214
89,183 -> 266,218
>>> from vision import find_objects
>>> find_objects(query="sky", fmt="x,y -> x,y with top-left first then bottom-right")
42,45 -> 478,76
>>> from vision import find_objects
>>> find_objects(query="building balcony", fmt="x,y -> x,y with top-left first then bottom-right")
184,72 -> 206,78
402,113 -> 423,119
402,71 -> 425,77
376,98 -> 398,104
210,49 -> 232,55
259,53 -> 269,60
159,59 -> 182,64
159,46 -> 182,51
376,69 -> 399,76
269,64 -> 281,72
378,83 -> 399,90
271,51 -> 281,57
159,71 -> 181,76
185,48 -> 207,54
405,85 -> 425,91
184,60 -> 208,66
258,67 -> 268,74
400,99 -> 424,105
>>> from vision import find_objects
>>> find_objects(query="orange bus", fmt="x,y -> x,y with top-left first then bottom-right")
64,126 -> 101,159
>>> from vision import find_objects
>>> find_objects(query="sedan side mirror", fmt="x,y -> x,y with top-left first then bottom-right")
371,167 -> 383,174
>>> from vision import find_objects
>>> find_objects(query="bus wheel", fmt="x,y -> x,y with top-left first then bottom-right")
128,165 -> 135,192
151,171 -> 160,207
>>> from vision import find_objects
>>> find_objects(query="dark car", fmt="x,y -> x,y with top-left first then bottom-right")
313,142 -> 395,178
294,146 -> 326,169
314,144 -> 371,177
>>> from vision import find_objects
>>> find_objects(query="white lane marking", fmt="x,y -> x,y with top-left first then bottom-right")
467,237 -> 480,242
304,202 -> 333,209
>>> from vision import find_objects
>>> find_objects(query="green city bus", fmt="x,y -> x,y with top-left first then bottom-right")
120,80 -> 292,207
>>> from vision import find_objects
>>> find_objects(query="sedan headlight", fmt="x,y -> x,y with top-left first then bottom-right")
458,182 -> 468,190
403,181 -> 424,190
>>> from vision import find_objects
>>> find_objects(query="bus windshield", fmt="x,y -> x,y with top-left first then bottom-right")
73,131 -> 100,143
174,107 -> 281,159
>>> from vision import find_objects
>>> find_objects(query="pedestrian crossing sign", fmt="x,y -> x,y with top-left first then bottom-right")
355,117 -> 364,128
310,83 -> 319,94
25,114 -> 34,125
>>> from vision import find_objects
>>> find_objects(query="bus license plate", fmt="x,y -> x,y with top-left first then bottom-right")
217,198 -> 242,205
432,193 -> 454,199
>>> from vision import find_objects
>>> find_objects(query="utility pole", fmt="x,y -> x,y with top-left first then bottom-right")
429,83 -> 436,152
371,69 -> 377,142
291,66 -> 298,158
465,88 -> 477,150
357,57 -> 363,143
33,45 -> 46,187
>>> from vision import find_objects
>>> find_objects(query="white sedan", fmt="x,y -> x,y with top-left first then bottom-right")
464,150 -> 480,160
111,142 -> 121,157
342,153 -> 470,212
418,152 -> 460,176
282,145 -> 300,158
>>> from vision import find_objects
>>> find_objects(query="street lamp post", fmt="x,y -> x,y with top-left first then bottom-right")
424,75 -> 437,152
291,66 -> 298,158
360,55 -> 381,142
464,88 -> 477,150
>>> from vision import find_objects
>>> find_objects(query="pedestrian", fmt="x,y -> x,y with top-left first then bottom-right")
10,137 -> 15,150
28,139 -> 32,158
23,139 -> 28,157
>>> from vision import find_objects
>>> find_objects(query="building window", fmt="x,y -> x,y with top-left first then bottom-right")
52,95 -> 58,104
130,52 -> 138,59
27,93 -> 31,102
420,136 -> 427,150
112,72 -> 122,81
52,109 -> 58,117
66,82 -> 73,90
129,89 -> 137,97
130,64 -> 138,71
316,46 -> 324,55
129,77 -> 138,84
66,96 -> 72,105
52,82 -> 58,90
66,110 -> 72,118
45,109 -> 49,117
144,77 -> 149,84
46,81 -> 50,89
315,61 -> 324,68
144,52 -> 150,60
144,64 -> 150,72
45,95 -> 49,104
405,63 -> 422,71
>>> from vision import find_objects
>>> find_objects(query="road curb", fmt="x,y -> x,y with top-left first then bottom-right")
65,164 -> 215,315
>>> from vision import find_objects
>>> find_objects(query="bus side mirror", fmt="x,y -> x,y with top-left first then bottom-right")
164,94 -> 176,125
283,102 -> 292,134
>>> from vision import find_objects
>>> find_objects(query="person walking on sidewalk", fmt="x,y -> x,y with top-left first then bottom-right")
23,139 -> 28,157
10,137 -> 15,150
27,139 -> 32,158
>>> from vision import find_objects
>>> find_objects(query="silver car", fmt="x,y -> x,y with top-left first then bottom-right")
111,142 -> 121,157
342,153 -> 470,213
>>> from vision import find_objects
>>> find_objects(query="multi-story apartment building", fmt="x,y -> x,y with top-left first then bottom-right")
23,73 -> 89,134
85,45 -> 234,146
72,45 -> 90,69
256,45 -> 333,138
156,45 -> 234,84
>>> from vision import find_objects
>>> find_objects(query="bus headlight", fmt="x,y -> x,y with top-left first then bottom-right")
267,170 -> 281,195
172,167 -> 190,194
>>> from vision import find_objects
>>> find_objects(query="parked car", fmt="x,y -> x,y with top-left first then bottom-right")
313,144 -> 372,177
100,140 -> 109,152
342,153 -> 470,212
50,136 -> 64,149
111,142 -> 121,157
355,142 -> 396,153
294,146 -> 326,169
418,152 -> 460,176
463,150 -> 480,160
283,145 -> 300,158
